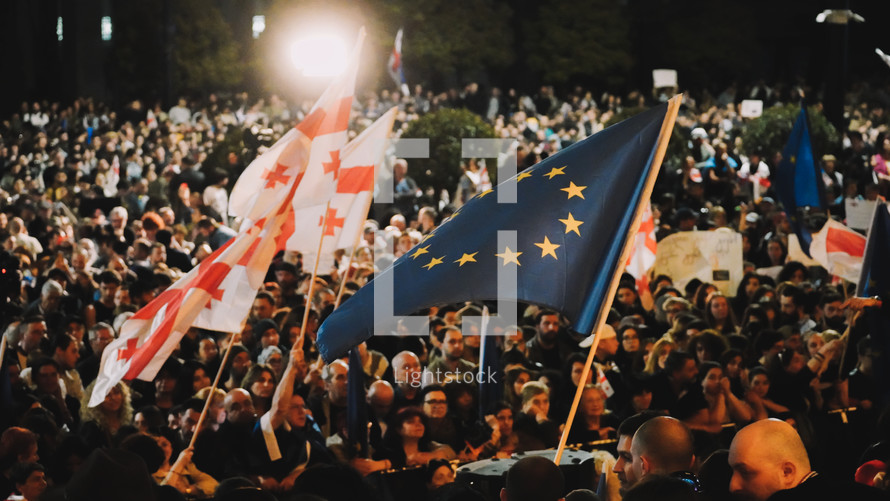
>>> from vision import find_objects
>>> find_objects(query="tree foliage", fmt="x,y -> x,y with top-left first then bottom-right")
108,2 -> 165,101
740,104 -> 839,158
171,0 -> 244,94
378,0 -> 514,85
401,108 -> 496,197
523,0 -> 632,86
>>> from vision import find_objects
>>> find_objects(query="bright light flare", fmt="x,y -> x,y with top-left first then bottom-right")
291,34 -> 348,77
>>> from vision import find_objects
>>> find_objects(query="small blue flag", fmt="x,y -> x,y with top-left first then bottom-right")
774,104 -> 827,256
347,348 -> 368,457
317,103 -> 675,362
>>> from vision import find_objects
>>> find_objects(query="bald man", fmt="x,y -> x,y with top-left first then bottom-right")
367,380 -> 395,448
630,416 -> 696,483
391,351 -> 423,408
729,419 -> 882,501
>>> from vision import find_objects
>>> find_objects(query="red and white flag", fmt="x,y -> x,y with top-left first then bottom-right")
626,201 -> 657,292
288,107 -> 398,271
89,177 -> 301,406
228,30 -> 365,222
808,217 -> 866,283
388,29 -> 409,96
91,29 -> 369,407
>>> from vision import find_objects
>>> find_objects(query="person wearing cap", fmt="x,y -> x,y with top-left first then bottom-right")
274,261 -> 301,307
820,154 -> 843,189
674,207 -> 698,232
689,127 -> 715,169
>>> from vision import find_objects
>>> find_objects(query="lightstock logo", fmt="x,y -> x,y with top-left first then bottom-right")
369,136 -> 520,340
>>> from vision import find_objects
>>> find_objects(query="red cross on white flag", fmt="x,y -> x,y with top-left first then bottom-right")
227,29 -> 365,223
626,201 -> 657,293
287,107 -> 398,272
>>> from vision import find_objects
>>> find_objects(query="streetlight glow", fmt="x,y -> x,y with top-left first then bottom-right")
290,33 -> 348,77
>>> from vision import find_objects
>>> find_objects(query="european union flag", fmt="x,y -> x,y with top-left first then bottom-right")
857,203 -> 890,404
774,104 -> 827,256
317,101 -> 678,362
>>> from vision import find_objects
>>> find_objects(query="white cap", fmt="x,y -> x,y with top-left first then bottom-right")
579,324 -> 617,348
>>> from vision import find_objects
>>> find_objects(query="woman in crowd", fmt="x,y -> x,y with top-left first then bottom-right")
746,367 -> 790,420
375,407 -> 455,469
566,385 -> 618,444
241,364 -> 277,417
705,294 -> 738,335
643,338 -> 676,374
79,380 -> 133,450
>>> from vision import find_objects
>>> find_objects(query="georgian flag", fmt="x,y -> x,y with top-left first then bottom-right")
388,29 -> 409,96
228,30 -> 365,223
808,217 -> 866,283
89,182 -> 299,407
287,107 -> 398,272
626,201 -> 657,293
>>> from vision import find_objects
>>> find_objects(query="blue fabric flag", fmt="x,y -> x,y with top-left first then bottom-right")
774,104 -> 827,256
478,328 -> 502,417
317,104 -> 672,362
856,203 -> 890,405
346,348 -> 368,457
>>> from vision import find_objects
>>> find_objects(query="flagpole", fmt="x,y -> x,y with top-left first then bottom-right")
187,329 -> 238,450
0,333 -> 6,371
298,201 -> 334,350
554,95 -> 681,464
334,246 -> 358,310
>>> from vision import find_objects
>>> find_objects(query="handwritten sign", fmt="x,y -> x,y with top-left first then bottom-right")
740,100 -> 763,118
654,230 -> 743,297
845,199 -> 877,231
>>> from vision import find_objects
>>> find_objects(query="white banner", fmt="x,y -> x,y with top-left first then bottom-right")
654,229 -> 743,297
652,69 -> 678,89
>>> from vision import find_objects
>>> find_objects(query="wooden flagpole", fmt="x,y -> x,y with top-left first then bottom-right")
187,329 -> 238,450
297,201 -> 334,350
334,245 -> 359,310
554,95 -> 681,464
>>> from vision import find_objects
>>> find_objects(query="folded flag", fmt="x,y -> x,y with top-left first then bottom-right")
808,217 -> 866,283
316,101 -> 679,362
288,107 -> 398,272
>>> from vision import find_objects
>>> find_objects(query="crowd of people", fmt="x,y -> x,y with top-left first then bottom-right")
2,77 -> 890,501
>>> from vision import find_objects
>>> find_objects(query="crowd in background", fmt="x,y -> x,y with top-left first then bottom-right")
1,78 -> 890,501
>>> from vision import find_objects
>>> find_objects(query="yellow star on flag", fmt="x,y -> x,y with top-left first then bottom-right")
790,155 -> 796,164
561,182 -> 587,200
495,246 -> 523,266
454,252 -> 478,267
421,233 -> 435,243
423,256 -> 444,270
534,236 -> 560,259
477,189 -> 494,199
543,166 -> 566,179
411,245 -> 430,259
559,213 -> 584,236
517,171 -> 533,182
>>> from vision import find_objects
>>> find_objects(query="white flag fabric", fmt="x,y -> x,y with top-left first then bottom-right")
228,30 -> 365,222
288,107 -> 398,272
626,201 -> 657,292
808,217 -> 866,283
90,178 -> 302,407
92,30 -> 369,407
